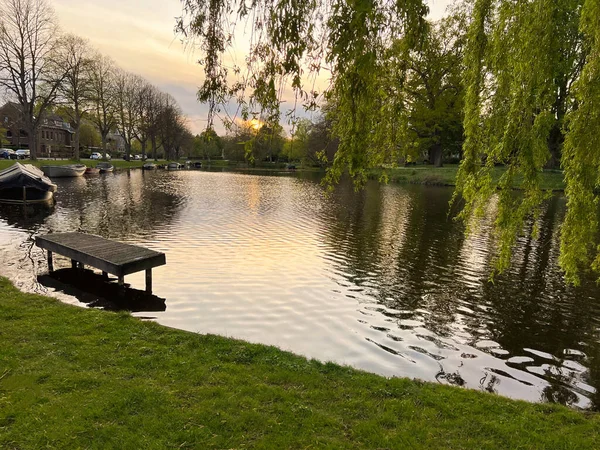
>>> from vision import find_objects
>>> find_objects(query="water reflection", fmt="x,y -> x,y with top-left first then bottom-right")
1,169 -> 599,410
319,182 -> 600,409
0,201 -> 55,230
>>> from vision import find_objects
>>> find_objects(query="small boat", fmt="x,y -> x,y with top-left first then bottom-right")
85,167 -> 100,175
0,163 -> 57,203
142,162 -> 157,170
194,162 -> 202,169
167,162 -> 179,170
96,162 -> 114,173
41,164 -> 87,178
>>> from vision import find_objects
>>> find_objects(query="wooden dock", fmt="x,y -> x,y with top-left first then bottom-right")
35,232 -> 166,294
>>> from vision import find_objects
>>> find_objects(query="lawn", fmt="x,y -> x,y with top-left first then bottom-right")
0,276 -> 597,449
370,165 -> 566,191
0,159 -> 147,171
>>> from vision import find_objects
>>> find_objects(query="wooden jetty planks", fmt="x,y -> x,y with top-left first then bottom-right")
35,232 -> 166,293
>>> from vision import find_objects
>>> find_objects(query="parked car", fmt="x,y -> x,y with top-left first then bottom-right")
133,154 -> 141,160
15,149 -> 30,159
90,152 -> 111,160
0,149 -> 15,159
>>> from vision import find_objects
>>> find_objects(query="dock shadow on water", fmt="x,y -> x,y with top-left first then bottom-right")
37,268 -> 167,313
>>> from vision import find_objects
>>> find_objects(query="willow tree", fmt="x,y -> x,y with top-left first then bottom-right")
177,0 -> 428,182
454,0 -> 599,284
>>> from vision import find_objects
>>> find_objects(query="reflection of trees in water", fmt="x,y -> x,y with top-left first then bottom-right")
321,182 -> 468,336
320,182 -> 600,409
0,201 -> 55,232
46,171 -> 186,240
478,195 -> 600,407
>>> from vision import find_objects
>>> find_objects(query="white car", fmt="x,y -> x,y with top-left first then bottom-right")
15,149 -> 30,159
90,152 -> 111,160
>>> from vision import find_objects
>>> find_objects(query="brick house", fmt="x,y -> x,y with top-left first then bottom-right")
0,102 -> 75,158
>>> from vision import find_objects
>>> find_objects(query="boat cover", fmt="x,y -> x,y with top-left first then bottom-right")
0,163 -> 57,192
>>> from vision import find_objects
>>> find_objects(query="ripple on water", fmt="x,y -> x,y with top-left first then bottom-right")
0,170 -> 599,410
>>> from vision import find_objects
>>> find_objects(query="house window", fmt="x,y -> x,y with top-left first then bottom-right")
6,130 -> 12,137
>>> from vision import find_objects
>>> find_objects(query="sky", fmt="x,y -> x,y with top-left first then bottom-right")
53,0 -> 454,135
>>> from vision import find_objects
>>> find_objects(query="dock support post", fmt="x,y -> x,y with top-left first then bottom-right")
145,269 -> 152,294
102,271 -> 108,280
78,262 -> 84,270
118,275 -> 124,286
71,259 -> 77,269
47,251 -> 53,272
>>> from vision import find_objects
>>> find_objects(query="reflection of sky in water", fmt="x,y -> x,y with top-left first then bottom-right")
1,169 -> 599,411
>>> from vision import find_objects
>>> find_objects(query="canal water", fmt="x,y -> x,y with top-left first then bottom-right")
0,169 -> 599,410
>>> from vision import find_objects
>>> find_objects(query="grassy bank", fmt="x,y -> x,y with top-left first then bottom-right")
370,165 -> 566,191
0,277 -> 597,449
0,159 -> 147,171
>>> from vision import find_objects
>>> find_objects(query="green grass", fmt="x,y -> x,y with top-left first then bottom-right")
370,165 -> 566,190
0,159 -> 148,171
0,277 -> 597,449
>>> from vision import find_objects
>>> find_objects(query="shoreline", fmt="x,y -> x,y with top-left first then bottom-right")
0,275 -> 597,448
0,159 -> 567,191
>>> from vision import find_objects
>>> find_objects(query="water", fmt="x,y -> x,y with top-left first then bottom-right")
1,168 -> 599,410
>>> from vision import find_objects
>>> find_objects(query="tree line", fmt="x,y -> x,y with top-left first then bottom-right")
0,0 -> 193,161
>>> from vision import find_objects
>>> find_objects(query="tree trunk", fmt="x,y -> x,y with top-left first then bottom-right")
429,144 -> 443,167
151,136 -> 157,160
101,133 -> 109,160
546,124 -> 563,169
141,140 -> 146,160
28,124 -> 37,160
73,120 -> 80,161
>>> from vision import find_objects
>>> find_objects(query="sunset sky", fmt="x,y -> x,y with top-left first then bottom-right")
53,0 -> 454,135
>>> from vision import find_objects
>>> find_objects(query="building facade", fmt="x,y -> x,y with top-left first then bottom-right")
0,102 -> 75,158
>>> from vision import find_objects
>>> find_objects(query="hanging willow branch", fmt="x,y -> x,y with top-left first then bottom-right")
177,0 -> 428,184
454,0 -> 598,283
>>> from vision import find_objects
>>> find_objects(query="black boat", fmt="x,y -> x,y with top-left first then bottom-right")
194,162 -> 202,169
0,163 -> 57,204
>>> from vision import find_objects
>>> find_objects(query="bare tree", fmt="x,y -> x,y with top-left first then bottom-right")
89,54 -> 116,157
0,0 -> 65,160
147,89 -> 165,160
132,79 -> 156,160
114,70 -> 141,160
158,94 -> 187,160
54,33 -> 94,160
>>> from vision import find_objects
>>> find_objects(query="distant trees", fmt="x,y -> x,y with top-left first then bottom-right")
282,116 -> 338,166
399,13 -> 466,167
192,129 -> 223,160
0,0 -> 192,160
0,0 -> 65,160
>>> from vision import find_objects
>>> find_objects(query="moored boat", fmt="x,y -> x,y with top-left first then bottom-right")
0,163 -> 57,204
41,164 -> 87,178
96,162 -> 114,173
142,162 -> 157,170
85,167 -> 100,175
